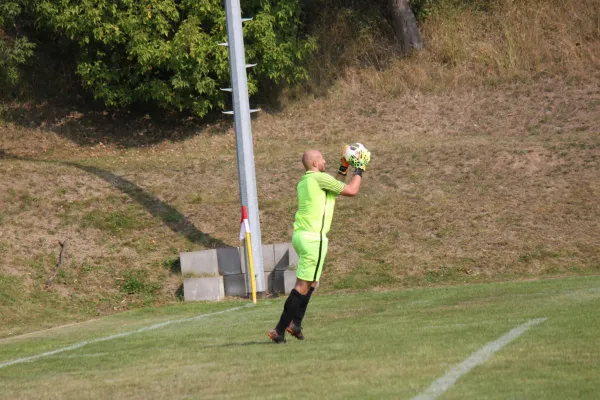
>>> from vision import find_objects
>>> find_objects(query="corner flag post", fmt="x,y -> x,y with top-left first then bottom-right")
240,206 -> 257,303
223,0 -> 266,297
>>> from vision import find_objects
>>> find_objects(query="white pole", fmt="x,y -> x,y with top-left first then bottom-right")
223,0 -> 266,295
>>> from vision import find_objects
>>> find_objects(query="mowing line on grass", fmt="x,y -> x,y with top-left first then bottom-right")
412,317 -> 547,400
51,353 -> 109,359
0,304 -> 252,370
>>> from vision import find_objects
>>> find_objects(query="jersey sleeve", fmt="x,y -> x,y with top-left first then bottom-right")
314,172 -> 345,195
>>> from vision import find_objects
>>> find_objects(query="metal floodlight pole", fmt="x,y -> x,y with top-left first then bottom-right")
223,0 -> 266,295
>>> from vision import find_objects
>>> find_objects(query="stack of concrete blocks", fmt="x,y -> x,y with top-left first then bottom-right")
181,242 -> 298,301
180,250 -> 224,301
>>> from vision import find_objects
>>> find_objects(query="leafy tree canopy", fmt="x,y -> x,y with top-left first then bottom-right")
0,1 -> 36,87
2,0 -> 316,116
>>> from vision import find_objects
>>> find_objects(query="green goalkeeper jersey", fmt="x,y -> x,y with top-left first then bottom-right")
293,171 -> 345,235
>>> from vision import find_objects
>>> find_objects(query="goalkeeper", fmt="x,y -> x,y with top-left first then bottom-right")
268,145 -> 370,343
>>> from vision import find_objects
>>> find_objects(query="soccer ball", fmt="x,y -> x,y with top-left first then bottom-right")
344,143 -> 366,167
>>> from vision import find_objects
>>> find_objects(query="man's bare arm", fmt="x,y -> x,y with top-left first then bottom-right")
340,174 -> 361,197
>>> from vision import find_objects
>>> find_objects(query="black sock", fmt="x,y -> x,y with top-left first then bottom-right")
293,287 -> 314,326
275,289 -> 304,334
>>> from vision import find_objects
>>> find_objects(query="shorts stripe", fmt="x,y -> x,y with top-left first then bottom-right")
313,195 -> 327,281
313,235 -> 323,281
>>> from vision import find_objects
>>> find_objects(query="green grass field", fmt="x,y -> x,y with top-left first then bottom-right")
1,276 -> 598,399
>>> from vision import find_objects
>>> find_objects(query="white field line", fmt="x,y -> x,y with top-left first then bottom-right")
0,319 -> 100,343
412,317 -> 547,400
0,304 -> 252,370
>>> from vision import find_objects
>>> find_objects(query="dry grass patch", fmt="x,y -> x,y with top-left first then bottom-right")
320,0 -> 600,97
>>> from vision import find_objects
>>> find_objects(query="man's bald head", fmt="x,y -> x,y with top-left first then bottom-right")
302,150 -> 326,172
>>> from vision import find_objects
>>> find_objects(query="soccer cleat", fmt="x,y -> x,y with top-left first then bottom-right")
286,322 -> 305,340
268,329 -> 286,344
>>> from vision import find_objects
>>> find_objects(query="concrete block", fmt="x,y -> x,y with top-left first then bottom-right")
238,243 -> 264,273
223,274 -> 247,297
217,247 -> 242,276
183,277 -> 224,301
237,242 -> 296,294
264,271 -> 274,293
238,246 -> 247,274
270,270 -> 280,294
284,270 -> 297,294
180,250 -> 219,276
262,244 -> 275,272
238,246 -> 268,293
237,272 -> 262,296
270,270 -> 284,294
271,268 -> 297,294
274,242 -> 290,271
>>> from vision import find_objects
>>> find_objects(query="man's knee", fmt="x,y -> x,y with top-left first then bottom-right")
294,278 -> 313,295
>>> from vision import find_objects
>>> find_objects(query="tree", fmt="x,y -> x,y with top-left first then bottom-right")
33,0 -> 316,117
0,1 -> 36,88
389,0 -> 423,54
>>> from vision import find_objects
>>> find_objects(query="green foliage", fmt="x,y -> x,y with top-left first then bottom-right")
33,0 -> 315,116
0,1 -> 36,87
244,0 -> 317,84
409,0 -> 437,21
161,256 -> 180,273
120,271 -> 162,295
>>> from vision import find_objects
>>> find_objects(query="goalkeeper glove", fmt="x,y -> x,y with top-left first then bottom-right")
337,145 -> 350,176
353,149 -> 371,176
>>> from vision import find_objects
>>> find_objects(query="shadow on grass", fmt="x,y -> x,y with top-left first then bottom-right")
0,150 -> 230,249
175,284 -> 185,301
0,55 -> 269,149
197,340 -> 274,349
0,52 -> 233,148
165,258 -> 182,274
1,87 -> 234,148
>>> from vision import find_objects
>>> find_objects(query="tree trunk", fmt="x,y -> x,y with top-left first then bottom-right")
389,0 -> 423,54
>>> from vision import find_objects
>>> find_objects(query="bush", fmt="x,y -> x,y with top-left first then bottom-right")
35,0 -> 316,117
0,1 -> 36,88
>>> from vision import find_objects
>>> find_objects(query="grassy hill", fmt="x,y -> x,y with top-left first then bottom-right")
1,0 -> 599,337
